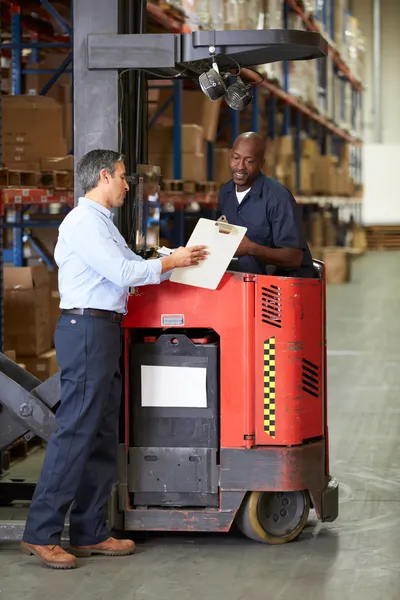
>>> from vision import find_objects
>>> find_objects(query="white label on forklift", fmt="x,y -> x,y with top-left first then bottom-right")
161,314 -> 184,327
141,365 -> 207,408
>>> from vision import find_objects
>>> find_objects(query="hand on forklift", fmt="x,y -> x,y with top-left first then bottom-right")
161,245 -> 208,272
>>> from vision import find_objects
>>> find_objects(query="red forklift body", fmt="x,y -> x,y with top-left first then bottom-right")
120,267 -> 338,543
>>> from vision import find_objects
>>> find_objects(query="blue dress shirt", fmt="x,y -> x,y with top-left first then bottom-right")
54,197 -> 168,313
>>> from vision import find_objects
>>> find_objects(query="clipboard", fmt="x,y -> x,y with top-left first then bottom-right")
170,216 -> 247,290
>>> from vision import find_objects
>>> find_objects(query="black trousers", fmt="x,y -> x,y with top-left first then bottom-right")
23,313 -> 122,546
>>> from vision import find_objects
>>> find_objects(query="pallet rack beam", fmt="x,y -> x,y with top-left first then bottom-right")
39,0 -> 72,36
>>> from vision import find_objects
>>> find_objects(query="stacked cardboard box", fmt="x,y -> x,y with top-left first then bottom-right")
214,148 -> 232,186
148,123 -> 206,181
3,265 -> 59,381
24,52 -> 72,152
2,95 -> 68,168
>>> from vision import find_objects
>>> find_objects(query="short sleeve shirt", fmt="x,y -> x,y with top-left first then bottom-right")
218,173 -> 315,278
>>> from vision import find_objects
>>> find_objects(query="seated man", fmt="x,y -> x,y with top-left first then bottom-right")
218,132 -> 315,278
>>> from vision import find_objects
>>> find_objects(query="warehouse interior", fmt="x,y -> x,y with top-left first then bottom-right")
0,0 -> 399,597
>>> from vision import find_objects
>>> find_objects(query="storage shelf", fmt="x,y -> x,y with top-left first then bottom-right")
159,192 -> 362,209
283,0 -> 362,91
0,189 -> 74,216
243,70 -> 361,144
147,2 -> 363,144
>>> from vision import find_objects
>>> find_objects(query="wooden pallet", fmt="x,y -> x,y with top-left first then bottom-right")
0,169 -> 42,188
40,170 -> 73,190
163,180 -> 217,194
0,167 -> 8,187
163,179 -> 184,193
366,225 -> 400,251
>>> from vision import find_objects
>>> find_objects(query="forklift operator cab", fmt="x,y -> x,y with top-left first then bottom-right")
121,255 -> 339,544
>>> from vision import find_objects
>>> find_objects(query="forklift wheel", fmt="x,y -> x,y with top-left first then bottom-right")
236,490 -> 310,544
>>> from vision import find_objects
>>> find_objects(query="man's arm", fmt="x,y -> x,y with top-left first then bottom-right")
236,188 -> 303,269
236,239 -> 302,269
67,214 -> 205,287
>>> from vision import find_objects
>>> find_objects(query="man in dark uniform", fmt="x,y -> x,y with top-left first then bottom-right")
218,132 -> 315,278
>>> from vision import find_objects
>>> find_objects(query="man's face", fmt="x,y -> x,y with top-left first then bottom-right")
107,161 -> 129,208
230,139 -> 265,191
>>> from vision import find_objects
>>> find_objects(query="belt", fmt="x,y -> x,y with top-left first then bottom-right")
61,308 -> 124,323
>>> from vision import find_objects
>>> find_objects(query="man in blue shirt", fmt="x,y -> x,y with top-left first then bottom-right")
21,149 -> 207,569
219,132 -> 315,278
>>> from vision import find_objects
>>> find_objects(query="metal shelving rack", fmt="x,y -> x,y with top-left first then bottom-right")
145,0 -> 364,247
1,2 -> 73,272
0,0 -> 365,312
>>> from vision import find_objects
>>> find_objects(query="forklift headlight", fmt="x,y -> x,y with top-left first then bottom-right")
225,77 -> 253,111
198,64 -> 227,102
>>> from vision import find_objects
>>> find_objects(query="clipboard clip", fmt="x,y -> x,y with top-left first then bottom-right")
216,215 -> 233,235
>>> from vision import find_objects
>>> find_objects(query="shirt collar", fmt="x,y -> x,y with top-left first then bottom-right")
78,196 -> 113,219
225,172 -> 265,198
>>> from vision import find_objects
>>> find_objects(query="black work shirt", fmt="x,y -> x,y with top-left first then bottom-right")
218,173 -> 315,278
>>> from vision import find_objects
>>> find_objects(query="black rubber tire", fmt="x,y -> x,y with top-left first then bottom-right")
236,490 -> 310,544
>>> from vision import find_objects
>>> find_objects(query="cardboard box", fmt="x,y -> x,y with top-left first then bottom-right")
18,349 -> 59,382
323,215 -> 337,247
2,95 -> 68,163
149,152 -> 206,181
149,124 -> 204,155
313,247 -> 352,284
5,161 -> 40,172
323,248 -> 352,284
157,90 -> 221,142
4,265 -> 52,356
302,138 -> 319,158
214,148 -> 232,184
40,156 -> 74,171
287,158 -> 313,194
311,155 -> 337,195
310,212 -> 324,247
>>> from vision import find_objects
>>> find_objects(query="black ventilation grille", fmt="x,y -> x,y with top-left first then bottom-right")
302,359 -> 320,398
261,285 -> 282,328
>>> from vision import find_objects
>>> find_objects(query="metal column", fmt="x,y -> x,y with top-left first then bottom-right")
73,0 -> 119,202
11,5 -> 22,95
0,59 -> 3,353
373,0 -> 381,143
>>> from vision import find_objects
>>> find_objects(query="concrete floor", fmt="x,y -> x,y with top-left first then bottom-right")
1,251 -> 399,600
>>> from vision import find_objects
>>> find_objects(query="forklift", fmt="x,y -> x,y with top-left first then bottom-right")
0,0 -> 338,544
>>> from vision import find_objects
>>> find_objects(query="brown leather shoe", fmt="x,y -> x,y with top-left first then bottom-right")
70,536 -> 136,557
21,542 -> 77,570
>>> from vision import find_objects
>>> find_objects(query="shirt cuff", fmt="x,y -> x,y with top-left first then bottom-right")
148,257 -> 162,278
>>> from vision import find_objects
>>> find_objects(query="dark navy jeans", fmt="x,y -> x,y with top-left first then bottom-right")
23,313 -> 122,546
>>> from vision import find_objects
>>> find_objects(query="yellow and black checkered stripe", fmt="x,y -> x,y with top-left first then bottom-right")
264,337 -> 276,437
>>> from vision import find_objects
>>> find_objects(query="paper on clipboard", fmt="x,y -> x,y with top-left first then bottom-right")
170,217 -> 247,290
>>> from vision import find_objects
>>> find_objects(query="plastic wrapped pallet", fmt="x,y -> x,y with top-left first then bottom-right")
265,0 -> 283,28
209,0 -> 224,29
197,0 -> 210,27
303,0 -> 315,15
258,0 -> 283,85
334,0 -> 347,57
224,0 -> 262,30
